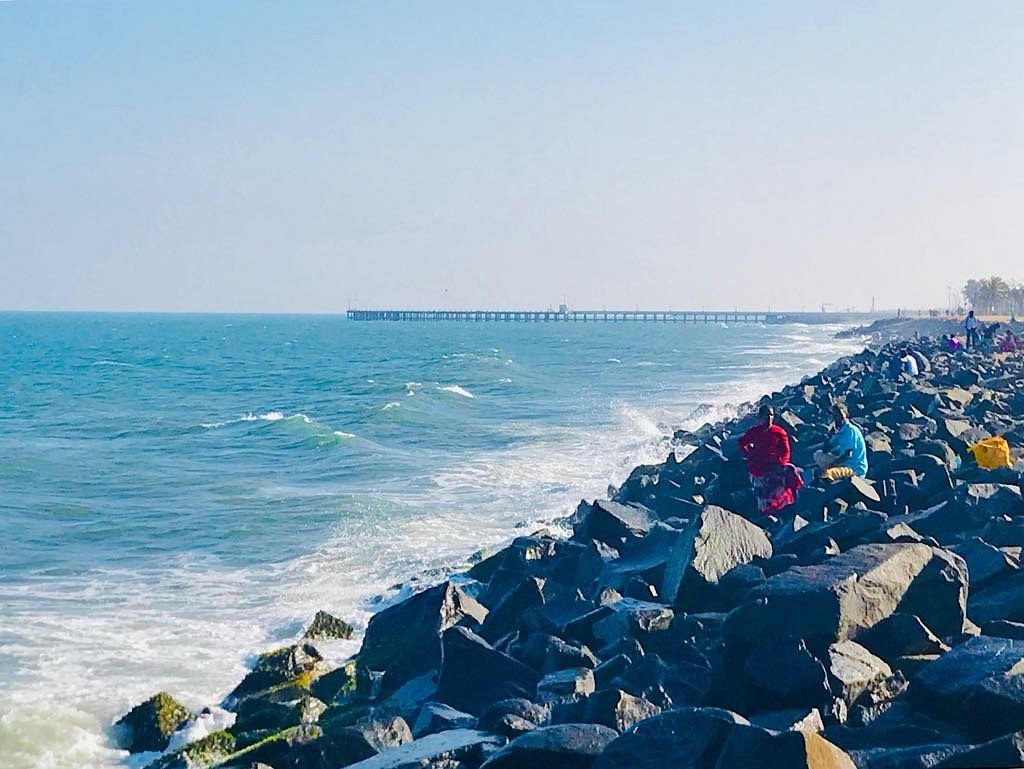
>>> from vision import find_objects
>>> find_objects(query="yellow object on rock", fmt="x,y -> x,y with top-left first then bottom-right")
969,436 -> 1013,469
823,466 -> 856,481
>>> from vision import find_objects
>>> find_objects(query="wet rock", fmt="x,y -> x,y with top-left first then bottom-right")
662,505 -> 772,612
145,729 -> 235,769
481,723 -> 618,769
115,691 -> 192,753
358,582 -> 487,696
303,610 -> 355,640
434,627 -> 539,715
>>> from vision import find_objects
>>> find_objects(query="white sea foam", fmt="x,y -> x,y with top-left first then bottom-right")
382,402 -> 402,410
606,358 -> 622,363
440,385 -> 475,399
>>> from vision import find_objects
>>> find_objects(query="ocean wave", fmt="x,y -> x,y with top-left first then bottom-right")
91,360 -> 138,368
439,385 -> 475,399
381,402 -> 402,411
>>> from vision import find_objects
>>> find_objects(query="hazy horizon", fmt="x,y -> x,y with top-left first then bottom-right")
3,2 -> 1022,313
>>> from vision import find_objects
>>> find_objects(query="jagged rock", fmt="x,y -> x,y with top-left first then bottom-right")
583,689 -> 661,732
662,505 -> 772,612
537,668 -> 595,700
303,610 -> 355,640
725,543 -> 967,657
411,702 -> 476,738
969,570 -> 1024,625
509,632 -> 597,673
224,643 -> 327,706
750,708 -> 824,734
572,499 -> 660,548
856,613 -> 949,661
481,723 -> 618,769
310,660 -> 356,704
982,620 -> 1024,640
826,641 -> 892,707
933,730 -> 1024,768
953,536 -> 1019,588
237,724 -> 326,769
476,698 -> 550,738
593,707 -> 855,769
434,627 -> 539,715
910,635 -> 1024,740
115,691 -> 191,753
342,729 -> 504,769
324,716 -> 413,765
478,577 -> 545,643
358,582 -> 487,695
591,598 -> 673,649
740,638 -> 831,713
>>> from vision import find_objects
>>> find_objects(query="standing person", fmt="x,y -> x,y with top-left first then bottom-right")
814,403 -> 868,480
965,310 -> 980,350
738,405 -> 802,516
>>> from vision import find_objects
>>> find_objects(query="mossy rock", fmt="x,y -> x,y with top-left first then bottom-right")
115,691 -> 191,753
303,610 -> 355,640
145,729 -> 236,769
311,660 -> 357,704
224,644 -> 325,706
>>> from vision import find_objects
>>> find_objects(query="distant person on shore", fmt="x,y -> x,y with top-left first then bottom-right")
738,405 -> 803,516
965,311 -> 980,350
946,334 -> 963,351
1001,330 -> 1019,353
982,322 -> 1001,351
899,347 -> 919,376
814,403 -> 868,480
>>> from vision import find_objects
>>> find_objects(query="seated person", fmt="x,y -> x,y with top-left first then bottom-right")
813,402 -> 868,481
899,348 -> 919,376
1000,331 -> 1019,353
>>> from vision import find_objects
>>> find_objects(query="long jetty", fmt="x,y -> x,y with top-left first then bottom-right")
347,309 -> 881,324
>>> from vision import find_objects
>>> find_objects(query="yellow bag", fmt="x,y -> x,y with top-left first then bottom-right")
969,436 -> 1013,469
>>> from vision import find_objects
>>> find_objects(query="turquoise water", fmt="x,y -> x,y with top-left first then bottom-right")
0,313 -> 862,768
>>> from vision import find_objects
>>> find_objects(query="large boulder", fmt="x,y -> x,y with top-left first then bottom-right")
358,582 -> 487,695
434,626 -> 540,715
573,499 -> 660,549
910,635 -> 1024,740
662,505 -> 772,612
724,544 -> 967,657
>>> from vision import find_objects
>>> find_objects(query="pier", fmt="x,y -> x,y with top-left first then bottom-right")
346,309 -> 881,325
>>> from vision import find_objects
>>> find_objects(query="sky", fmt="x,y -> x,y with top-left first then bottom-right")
2,1 -> 1022,313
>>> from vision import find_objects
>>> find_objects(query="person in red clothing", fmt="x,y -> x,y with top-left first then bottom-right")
738,404 -> 803,515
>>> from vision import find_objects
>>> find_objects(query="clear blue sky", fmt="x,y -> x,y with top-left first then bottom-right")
2,1 -> 1022,312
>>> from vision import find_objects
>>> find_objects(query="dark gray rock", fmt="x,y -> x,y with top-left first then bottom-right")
953,537 -> 1019,589
476,698 -> 550,739
358,582 -> 487,696
536,668 -> 595,701
662,505 -> 772,612
342,729 -> 504,769
910,635 -> 1024,740
434,627 -> 539,715
856,613 -> 949,661
327,716 -> 413,766
591,598 -> 674,649
825,641 -> 892,707
573,499 -> 660,549
725,544 -> 965,656
481,723 -> 618,769
411,702 -> 476,738
933,730 -> 1024,768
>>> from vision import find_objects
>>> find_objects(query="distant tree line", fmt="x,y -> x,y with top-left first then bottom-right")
963,276 -> 1024,316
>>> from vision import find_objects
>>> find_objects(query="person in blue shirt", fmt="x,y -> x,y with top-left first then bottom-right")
814,402 -> 868,480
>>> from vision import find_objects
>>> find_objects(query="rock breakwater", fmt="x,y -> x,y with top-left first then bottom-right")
117,338 -> 1024,769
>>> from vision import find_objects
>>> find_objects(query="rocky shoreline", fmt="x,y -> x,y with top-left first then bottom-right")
116,334 -> 1024,769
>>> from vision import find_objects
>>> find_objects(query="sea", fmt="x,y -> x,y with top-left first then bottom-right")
0,313 -> 864,768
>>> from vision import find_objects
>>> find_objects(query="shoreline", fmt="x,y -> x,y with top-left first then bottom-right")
114,327 -> 1024,769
